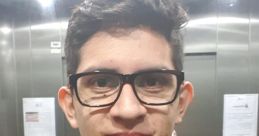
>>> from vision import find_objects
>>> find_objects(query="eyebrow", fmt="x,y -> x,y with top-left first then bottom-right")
81,66 -> 171,74
82,67 -> 118,73
134,67 -> 171,73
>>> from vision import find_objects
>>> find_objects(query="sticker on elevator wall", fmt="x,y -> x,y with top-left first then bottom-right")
50,41 -> 61,48
23,98 -> 56,136
50,41 -> 61,54
223,94 -> 258,136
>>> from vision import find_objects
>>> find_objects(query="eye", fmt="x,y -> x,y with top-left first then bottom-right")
142,77 -> 163,87
134,72 -> 175,92
136,75 -> 167,88
89,76 -> 118,88
92,77 -> 114,87
79,74 -> 120,93
145,78 -> 160,86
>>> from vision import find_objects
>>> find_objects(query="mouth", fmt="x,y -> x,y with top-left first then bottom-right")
106,132 -> 152,136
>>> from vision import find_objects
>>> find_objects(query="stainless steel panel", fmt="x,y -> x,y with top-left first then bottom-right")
0,0 -> 80,135
250,0 -> 259,134
29,15 -> 65,136
14,25 -> 31,136
250,0 -> 259,93
217,0 -> 250,93
217,0 -> 251,136
180,0 -> 258,135
30,24 -> 62,96
178,55 -> 218,136
0,23 -> 17,136
13,2 -> 33,134
177,0 -> 219,136
184,0 -> 218,53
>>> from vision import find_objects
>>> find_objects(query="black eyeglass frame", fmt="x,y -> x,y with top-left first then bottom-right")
69,70 -> 184,107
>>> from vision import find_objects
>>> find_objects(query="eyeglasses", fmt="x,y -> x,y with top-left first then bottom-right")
69,70 -> 184,107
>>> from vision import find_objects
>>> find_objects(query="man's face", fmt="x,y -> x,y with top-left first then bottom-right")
58,27 -> 193,136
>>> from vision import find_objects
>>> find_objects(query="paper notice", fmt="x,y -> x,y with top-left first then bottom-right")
223,94 -> 258,136
23,98 -> 56,136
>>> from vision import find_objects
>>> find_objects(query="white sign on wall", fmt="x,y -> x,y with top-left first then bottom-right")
23,98 -> 56,136
223,94 -> 258,136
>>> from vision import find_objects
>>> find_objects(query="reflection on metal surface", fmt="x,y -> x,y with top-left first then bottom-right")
30,21 -> 68,30
184,43 -> 217,53
0,27 -> 11,35
0,49 -> 12,62
251,19 -> 259,23
37,0 -> 54,8
226,0 -> 237,7
229,3 -> 234,7
186,17 -> 250,36
1,40 -> 7,46
187,17 -> 249,28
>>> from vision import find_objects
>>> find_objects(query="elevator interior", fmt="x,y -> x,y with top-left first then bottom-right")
0,0 -> 258,136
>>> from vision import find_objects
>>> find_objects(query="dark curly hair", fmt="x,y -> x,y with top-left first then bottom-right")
65,0 -> 188,75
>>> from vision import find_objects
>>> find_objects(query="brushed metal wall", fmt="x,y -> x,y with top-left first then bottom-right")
0,0 -> 80,136
178,0 -> 259,136
0,0 -> 258,136
250,0 -> 259,130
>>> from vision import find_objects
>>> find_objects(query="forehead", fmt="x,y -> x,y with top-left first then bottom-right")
77,27 -> 174,74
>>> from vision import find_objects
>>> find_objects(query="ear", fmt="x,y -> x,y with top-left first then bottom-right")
58,86 -> 78,128
175,81 -> 194,124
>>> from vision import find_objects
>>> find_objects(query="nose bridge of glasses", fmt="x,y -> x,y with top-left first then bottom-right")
119,74 -> 139,98
116,74 -> 142,106
121,74 -> 135,85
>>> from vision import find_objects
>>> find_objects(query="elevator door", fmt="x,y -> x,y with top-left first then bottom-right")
177,54 -> 220,136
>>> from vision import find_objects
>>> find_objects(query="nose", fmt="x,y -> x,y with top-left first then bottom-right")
109,84 -> 147,127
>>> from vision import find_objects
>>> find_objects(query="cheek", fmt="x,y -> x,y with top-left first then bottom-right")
148,104 -> 179,135
75,105 -> 110,136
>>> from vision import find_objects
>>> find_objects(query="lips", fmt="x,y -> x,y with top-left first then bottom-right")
106,132 -> 152,136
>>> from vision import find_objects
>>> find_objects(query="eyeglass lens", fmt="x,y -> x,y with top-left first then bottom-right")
76,72 -> 178,106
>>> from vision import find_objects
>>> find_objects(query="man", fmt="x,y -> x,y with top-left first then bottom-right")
58,0 -> 194,136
